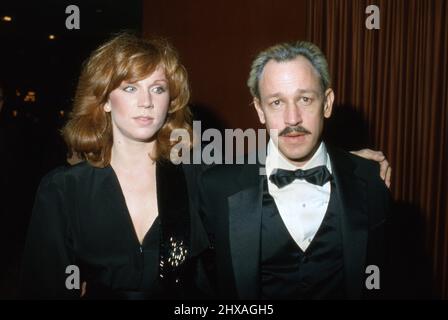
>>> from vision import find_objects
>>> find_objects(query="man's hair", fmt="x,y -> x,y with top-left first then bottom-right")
247,41 -> 331,99
62,32 -> 192,167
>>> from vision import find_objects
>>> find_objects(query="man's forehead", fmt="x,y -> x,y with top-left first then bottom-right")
259,57 -> 321,96
264,56 -> 316,73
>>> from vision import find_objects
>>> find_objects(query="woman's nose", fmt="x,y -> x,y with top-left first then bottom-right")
138,91 -> 154,109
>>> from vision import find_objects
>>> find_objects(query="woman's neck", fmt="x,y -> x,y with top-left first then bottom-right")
110,138 -> 156,172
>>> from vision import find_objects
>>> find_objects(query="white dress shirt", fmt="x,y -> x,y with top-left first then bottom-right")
265,140 -> 332,252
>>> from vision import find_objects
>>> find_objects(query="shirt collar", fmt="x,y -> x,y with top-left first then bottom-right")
265,139 -> 332,177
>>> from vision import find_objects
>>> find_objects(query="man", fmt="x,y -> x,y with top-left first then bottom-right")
198,41 -> 391,299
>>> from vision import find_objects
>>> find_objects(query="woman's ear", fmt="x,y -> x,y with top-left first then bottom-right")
103,101 -> 111,112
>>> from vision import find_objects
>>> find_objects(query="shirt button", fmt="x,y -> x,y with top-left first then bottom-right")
302,203 -> 306,208
301,256 -> 308,263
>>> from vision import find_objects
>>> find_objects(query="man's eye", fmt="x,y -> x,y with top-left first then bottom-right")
300,96 -> 312,105
123,86 -> 136,93
152,86 -> 166,94
270,99 -> 281,106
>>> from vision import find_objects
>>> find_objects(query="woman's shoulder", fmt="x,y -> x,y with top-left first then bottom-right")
39,161 -> 108,189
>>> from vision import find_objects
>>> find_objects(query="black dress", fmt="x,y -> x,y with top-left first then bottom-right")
19,160 -> 210,299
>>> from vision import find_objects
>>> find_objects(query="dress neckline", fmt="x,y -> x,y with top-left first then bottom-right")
106,164 -> 159,247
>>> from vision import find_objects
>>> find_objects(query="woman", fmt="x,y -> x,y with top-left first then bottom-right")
20,33 -> 209,299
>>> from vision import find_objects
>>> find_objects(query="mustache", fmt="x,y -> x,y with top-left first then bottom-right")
279,126 -> 311,136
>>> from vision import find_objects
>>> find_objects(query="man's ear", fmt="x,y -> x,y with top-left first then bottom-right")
103,101 -> 111,113
253,97 -> 266,124
323,88 -> 334,118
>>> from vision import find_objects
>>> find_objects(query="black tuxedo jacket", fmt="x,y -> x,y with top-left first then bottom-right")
198,146 -> 391,299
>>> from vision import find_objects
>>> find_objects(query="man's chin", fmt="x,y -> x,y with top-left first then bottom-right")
278,146 -> 313,165
277,135 -> 322,164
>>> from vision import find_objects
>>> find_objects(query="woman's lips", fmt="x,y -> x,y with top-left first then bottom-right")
133,116 -> 154,126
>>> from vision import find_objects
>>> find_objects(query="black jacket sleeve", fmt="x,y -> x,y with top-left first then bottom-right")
19,169 -> 79,299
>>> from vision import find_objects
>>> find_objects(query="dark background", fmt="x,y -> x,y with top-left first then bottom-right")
0,0 -> 142,298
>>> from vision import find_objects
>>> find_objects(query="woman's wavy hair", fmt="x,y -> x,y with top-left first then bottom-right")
62,32 -> 192,167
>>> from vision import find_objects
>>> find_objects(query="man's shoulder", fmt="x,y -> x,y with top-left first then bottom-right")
200,160 -> 260,188
328,146 -> 385,187
202,162 -> 257,178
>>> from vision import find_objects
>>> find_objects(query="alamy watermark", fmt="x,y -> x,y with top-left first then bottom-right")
169,121 -> 281,175
365,265 -> 381,290
65,265 -> 80,290
65,263 -> 381,291
365,5 -> 380,30
65,5 -> 80,30
62,5 -> 379,32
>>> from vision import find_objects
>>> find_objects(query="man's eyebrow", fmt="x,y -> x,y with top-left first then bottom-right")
296,89 -> 320,95
263,89 -> 320,99
264,92 -> 282,99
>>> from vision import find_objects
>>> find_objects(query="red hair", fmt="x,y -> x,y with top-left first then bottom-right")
62,33 -> 192,167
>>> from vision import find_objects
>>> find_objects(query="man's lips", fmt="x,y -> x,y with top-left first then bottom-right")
283,132 -> 307,137
281,132 -> 308,143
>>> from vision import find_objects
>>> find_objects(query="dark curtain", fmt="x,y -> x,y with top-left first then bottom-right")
307,0 -> 448,299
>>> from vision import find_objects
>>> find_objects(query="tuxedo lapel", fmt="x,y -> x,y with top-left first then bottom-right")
328,148 -> 368,299
227,164 -> 264,299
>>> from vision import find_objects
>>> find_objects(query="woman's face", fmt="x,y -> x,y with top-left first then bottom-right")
104,66 -> 170,144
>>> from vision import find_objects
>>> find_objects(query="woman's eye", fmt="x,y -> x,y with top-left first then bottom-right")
123,86 -> 136,93
152,86 -> 166,94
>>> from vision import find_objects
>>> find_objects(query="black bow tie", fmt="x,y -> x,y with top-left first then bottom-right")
269,165 -> 332,188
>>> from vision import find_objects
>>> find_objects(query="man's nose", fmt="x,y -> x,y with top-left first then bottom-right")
284,104 -> 302,126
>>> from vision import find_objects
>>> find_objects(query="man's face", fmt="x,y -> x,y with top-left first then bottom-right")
254,56 -> 334,167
